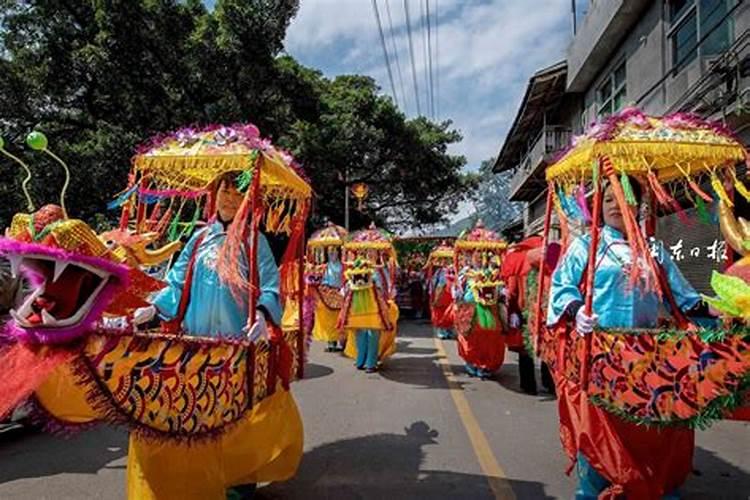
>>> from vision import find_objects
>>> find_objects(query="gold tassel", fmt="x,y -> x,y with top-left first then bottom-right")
732,170 -> 750,202
711,174 -> 733,207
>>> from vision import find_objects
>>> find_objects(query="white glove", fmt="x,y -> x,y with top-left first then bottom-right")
575,307 -> 598,336
133,305 -> 156,325
509,313 -> 521,329
101,316 -> 130,330
246,311 -> 268,342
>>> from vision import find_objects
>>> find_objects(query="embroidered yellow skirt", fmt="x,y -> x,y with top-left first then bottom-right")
312,299 -> 341,342
35,363 -> 304,500
126,388 -> 303,500
343,291 -> 399,362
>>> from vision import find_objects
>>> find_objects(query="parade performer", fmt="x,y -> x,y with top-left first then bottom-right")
535,108 -> 750,499
425,243 -> 456,339
0,125 -> 311,500
130,170 -> 299,499
306,222 -> 347,352
518,239 -> 560,395
338,224 -> 399,372
548,179 -> 703,498
453,221 -> 507,379
501,235 -> 544,394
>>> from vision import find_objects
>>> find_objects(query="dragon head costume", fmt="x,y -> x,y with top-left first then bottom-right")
1,204 -> 164,344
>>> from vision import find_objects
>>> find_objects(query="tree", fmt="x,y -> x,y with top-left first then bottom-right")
281,70 -> 474,230
472,158 -> 522,233
0,0 -> 470,232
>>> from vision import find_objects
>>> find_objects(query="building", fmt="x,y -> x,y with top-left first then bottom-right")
494,0 -> 750,292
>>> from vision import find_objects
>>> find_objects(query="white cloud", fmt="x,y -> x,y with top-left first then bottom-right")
285,0 -> 573,222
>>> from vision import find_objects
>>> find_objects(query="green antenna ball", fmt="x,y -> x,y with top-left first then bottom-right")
26,131 -> 48,151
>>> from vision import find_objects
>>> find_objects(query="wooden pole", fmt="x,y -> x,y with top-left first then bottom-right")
532,185 -> 555,352
580,158 -> 604,391
297,202 -> 309,379
247,157 -> 263,331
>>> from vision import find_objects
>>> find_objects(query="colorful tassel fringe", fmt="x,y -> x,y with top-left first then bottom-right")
620,170 -> 637,206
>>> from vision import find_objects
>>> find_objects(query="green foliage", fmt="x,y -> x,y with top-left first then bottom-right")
0,0 -> 469,232
282,70 -> 473,230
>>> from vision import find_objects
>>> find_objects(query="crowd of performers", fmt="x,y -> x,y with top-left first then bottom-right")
305,222 -> 399,373
3,110 -> 750,500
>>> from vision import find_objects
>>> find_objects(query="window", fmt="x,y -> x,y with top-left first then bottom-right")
669,0 -> 735,71
673,9 -> 699,68
579,109 -> 589,133
702,0 -> 732,54
596,60 -> 626,117
670,0 -> 692,22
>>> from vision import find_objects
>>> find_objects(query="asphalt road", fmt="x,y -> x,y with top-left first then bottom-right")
1,320 -> 748,499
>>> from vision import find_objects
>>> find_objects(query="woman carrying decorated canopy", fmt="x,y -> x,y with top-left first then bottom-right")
126,125 -> 307,500
536,108 -> 750,499
306,222 -> 347,352
135,171 -> 281,338
425,243 -> 456,340
338,224 -> 399,372
453,221 -> 507,379
547,176 -> 712,498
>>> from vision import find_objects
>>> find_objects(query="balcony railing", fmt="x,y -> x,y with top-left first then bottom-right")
509,125 -> 572,201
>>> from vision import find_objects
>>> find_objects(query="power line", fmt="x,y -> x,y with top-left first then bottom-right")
434,0 -> 439,120
403,0 -> 422,116
372,0 -> 399,107
419,0 -> 432,118
385,0 -> 408,114
426,0 -> 435,119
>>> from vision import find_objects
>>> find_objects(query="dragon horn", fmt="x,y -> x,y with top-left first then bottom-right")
0,138 -> 35,212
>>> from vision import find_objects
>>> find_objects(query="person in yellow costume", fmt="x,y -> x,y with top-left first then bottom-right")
311,246 -> 345,351
339,250 -> 398,372
123,171 -> 303,500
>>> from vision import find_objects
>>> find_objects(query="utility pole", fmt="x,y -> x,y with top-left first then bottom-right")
344,167 -> 350,231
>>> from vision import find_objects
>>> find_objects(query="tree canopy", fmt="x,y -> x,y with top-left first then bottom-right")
0,0 -> 473,232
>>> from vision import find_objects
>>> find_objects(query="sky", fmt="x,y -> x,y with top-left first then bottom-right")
204,0 -> 588,223
283,0 -> 579,171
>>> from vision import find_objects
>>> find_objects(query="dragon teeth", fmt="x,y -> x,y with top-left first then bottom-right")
41,309 -> 57,326
7,255 -> 21,278
9,309 -> 31,327
52,260 -> 68,283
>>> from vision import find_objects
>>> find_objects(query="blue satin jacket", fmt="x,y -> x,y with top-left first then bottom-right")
153,221 -> 281,337
547,225 -> 700,329
321,260 -> 343,288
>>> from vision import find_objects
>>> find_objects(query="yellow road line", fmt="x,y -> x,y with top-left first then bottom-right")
434,337 -> 516,500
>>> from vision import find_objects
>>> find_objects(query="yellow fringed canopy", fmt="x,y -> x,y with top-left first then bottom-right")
307,222 -> 348,248
454,220 -> 507,254
428,246 -> 454,260
133,127 -> 311,199
546,110 -> 746,185
343,223 -> 397,262
128,124 -> 312,235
